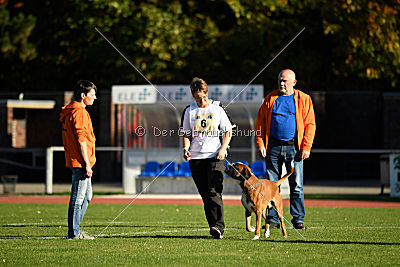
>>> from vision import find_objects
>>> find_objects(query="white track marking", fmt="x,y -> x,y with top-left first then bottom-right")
1,222 -> 132,227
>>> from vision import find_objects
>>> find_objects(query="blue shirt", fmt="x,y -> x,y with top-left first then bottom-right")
270,94 -> 296,141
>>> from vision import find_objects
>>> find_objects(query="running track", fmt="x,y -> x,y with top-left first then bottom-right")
0,195 -> 399,208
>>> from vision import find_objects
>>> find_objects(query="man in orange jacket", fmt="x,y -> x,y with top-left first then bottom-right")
256,69 -> 316,229
60,80 -> 97,240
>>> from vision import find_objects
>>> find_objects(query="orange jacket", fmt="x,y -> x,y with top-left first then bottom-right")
59,101 -> 96,168
256,89 -> 316,152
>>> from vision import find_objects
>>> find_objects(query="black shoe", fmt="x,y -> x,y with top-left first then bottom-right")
263,222 -> 280,229
293,222 -> 307,229
210,226 -> 223,239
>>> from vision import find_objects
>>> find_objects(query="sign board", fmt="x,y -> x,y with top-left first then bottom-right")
112,84 -> 263,104
112,85 -> 158,104
389,154 -> 400,197
0,99 -> 56,109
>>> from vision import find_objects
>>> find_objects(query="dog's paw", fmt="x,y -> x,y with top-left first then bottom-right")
264,228 -> 270,238
247,226 -> 255,232
252,235 -> 260,241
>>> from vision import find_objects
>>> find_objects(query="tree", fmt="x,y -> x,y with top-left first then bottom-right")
319,0 -> 400,87
0,2 -> 36,89
0,0 -> 399,91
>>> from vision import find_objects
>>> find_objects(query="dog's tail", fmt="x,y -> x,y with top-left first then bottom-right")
275,162 -> 294,187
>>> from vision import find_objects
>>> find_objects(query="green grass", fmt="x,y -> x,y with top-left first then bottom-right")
0,203 -> 399,266
304,194 -> 400,202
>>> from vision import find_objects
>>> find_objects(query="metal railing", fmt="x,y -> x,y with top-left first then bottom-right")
0,148 -> 45,170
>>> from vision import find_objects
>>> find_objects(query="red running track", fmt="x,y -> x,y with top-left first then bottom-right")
0,195 -> 399,208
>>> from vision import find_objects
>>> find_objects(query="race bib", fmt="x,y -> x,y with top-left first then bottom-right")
194,113 -> 213,135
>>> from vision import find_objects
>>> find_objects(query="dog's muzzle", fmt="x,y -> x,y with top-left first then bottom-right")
225,164 -> 241,180
224,165 -> 233,176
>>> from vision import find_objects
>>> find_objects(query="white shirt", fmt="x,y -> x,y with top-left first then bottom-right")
182,100 -> 234,159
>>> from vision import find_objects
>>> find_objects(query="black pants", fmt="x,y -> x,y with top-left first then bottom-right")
189,158 -> 225,233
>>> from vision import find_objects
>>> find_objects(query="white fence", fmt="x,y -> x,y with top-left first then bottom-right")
45,146 -> 123,194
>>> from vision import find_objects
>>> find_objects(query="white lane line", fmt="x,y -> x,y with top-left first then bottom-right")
0,228 -> 210,241
308,226 -> 400,229
97,228 -> 210,237
0,236 -> 65,241
1,221 -> 132,227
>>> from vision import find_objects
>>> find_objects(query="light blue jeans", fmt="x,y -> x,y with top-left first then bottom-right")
67,167 -> 92,238
265,139 -> 305,224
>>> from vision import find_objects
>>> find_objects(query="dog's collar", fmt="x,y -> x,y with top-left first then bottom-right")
246,180 -> 261,192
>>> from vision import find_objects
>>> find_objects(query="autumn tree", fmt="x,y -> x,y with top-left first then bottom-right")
0,0 -> 398,91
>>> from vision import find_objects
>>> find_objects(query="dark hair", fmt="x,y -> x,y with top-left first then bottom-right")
73,80 -> 97,101
190,77 -> 208,95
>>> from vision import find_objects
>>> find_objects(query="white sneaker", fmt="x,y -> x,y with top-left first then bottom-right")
71,231 -> 95,240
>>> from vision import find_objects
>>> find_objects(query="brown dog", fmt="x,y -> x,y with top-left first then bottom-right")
225,162 -> 294,240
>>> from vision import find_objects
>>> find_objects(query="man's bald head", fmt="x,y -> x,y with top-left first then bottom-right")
278,69 -> 297,95
278,69 -> 296,80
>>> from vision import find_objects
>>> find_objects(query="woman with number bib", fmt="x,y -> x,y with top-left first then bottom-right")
180,77 -> 235,239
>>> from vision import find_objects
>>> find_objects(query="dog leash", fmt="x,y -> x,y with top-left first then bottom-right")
225,159 -> 306,240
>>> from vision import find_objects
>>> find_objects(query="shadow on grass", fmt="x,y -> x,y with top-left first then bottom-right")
96,235 -> 400,246
261,239 -> 400,246
101,235 -> 210,240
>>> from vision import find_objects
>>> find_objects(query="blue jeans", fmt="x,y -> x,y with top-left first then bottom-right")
265,139 -> 305,224
67,167 -> 92,238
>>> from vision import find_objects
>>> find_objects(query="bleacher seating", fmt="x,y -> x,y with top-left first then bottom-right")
250,160 -> 267,178
176,161 -> 191,177
138,161 -> 160,177
159,161 -> 179,176
138,160 -> 266,179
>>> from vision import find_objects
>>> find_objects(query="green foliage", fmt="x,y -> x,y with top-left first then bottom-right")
0,5 -> 36,62
0,203 -> 400,265
0,0 -> 399,91
319,0 -> 400,87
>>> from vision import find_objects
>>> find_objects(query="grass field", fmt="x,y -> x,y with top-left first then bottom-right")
0,203 -> 399,266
